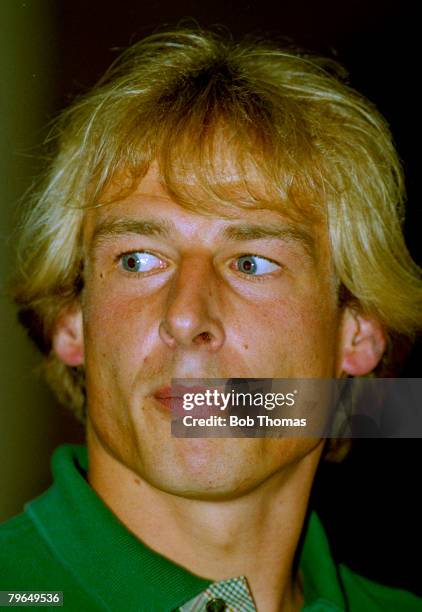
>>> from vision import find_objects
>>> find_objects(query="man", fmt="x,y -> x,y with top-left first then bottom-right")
1,27 -> 421,611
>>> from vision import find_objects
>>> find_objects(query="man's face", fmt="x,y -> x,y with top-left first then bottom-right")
79,167 -> 343,499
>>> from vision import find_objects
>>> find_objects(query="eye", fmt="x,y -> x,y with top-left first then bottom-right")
234,255 -> 281,276
119,251 -> 165,273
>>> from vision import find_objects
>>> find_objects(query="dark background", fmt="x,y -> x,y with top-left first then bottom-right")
8,0 -> 422,597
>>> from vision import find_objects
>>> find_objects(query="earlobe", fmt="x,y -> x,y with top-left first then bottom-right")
52,304 -> 84,366
339,307 -> 386,376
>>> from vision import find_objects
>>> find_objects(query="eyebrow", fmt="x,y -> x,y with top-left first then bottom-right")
90,217 -> 316,261
222,224 -> 315,259
89,219 -> 172,257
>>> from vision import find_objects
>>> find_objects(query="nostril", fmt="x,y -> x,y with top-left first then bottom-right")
195,331 -> 212,344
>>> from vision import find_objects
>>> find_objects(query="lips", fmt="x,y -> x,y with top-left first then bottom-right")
154,386 -> 174,401
153,384 -> 196,415
152,383 -> 219,417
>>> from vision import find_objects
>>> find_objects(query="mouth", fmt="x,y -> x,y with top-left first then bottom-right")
153,384 -> 189,414
152,383 -> 214,415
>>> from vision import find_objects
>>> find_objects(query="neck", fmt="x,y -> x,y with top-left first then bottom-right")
87,424 -> 323,612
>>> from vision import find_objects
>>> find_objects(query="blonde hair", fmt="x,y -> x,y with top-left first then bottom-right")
10,27 -> 422,421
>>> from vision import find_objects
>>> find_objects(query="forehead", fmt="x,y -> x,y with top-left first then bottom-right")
83,164 -> 330,269
84,161 -> 326,241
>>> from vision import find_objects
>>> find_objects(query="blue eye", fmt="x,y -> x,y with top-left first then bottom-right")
120,252 -> 163,273
236,255 -> 280,275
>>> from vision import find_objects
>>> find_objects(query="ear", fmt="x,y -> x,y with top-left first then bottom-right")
338,307 -> 387,376
52,303 -> 84,366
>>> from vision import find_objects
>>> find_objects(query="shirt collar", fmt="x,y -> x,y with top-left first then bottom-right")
25,444 -> 346,611
299,512 -> 345,610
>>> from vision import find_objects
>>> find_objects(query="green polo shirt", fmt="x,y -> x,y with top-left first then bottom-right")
0,444 -> 420,611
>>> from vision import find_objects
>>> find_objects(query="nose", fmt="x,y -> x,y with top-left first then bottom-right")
159,254 -> 225,351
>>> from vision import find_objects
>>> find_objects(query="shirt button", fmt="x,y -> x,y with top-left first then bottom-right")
205,598 -> 227,612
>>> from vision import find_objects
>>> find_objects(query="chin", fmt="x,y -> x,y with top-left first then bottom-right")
135,438 -> 283,502
142,470 -> 263,501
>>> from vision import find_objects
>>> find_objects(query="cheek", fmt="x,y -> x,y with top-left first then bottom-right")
82,288 -> 150,445
232,291 -> 339,376
81,285 -> 158,402
290,297 -> 339,369
83,283 -> 157,351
